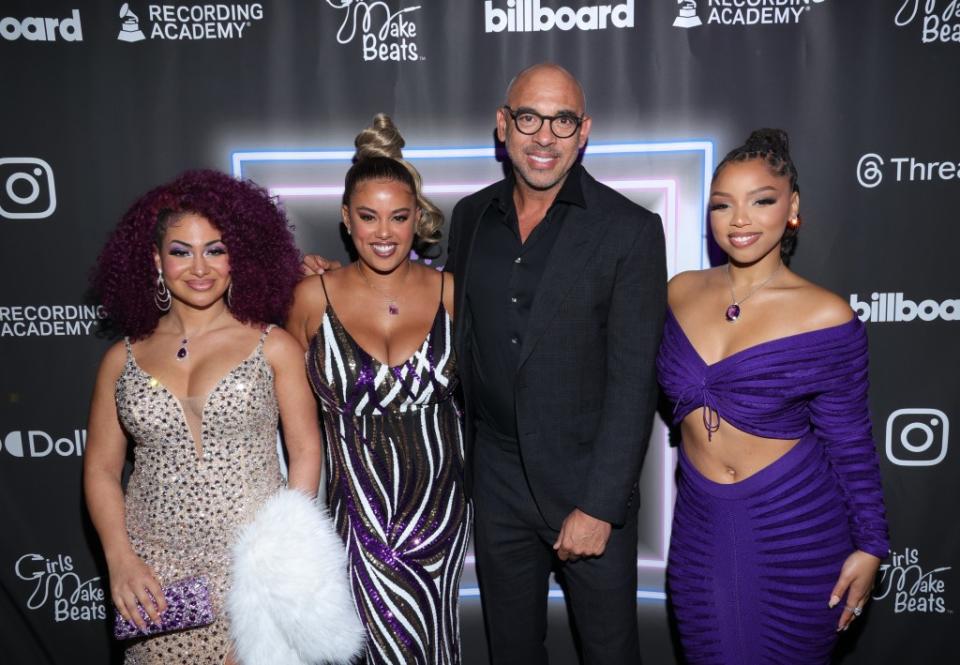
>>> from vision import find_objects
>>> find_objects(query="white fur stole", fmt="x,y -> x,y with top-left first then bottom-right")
228,488 -> 365,665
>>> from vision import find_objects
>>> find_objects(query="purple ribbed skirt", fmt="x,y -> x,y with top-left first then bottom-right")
668,434 -> 853,664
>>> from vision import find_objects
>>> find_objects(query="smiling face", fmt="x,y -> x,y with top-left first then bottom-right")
709,158 -> 800,266
496,65 -> 591,194
342,178 -> 419,274
153,213 -> 231,310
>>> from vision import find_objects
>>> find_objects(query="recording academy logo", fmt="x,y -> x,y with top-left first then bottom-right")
670,0 -> 827,28
886,408 -> 949,467
485,0 -> 635,32
673,1 -> 702,28
856,152 -> 960,188
0,9 -> 83,42
14,553 -> 106,623
850,293 -> 960,323
327,1 -> 422,61
875,547 -> 952,614
0,158 -> 56,220
116,2 -> 265,42
117,3 -> 146,42
895,0 -> 960,45
0,304 -> 105,337
2,429 -> 88,459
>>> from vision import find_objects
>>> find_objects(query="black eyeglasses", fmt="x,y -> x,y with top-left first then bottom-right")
501,105 -> 585,139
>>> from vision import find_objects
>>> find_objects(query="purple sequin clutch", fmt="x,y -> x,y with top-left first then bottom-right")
113,576 -> 215,640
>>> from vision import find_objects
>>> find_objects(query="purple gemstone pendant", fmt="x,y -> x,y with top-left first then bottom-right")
388,303 -> 400,316
725,304 -> 741,322
176,338 -> 188,360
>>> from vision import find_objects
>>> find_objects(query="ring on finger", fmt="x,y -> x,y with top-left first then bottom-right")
844,604 -> 863,617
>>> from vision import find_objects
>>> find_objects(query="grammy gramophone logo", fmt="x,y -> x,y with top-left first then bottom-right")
117,2 -> 146,42
673,0 -> 702,28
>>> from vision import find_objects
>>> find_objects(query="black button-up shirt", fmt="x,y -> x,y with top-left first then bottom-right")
467,164 -> 586,440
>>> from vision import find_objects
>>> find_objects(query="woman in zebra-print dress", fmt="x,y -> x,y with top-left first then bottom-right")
287,114 -> 471,664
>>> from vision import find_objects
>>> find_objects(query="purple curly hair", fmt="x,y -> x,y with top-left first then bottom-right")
91,170 -> 301,339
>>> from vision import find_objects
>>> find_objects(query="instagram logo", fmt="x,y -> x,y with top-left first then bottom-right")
885,408 -> 949,467
0,157 -> 57,220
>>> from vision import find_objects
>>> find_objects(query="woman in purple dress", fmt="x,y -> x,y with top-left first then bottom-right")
657,129 -> 889,664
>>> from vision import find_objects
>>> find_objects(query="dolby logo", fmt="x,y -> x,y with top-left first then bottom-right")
850,293 -> 960,323
484,0 -> 634,32
1,430 -> 87,458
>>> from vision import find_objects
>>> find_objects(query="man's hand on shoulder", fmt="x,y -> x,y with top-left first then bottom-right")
553,508 -> 612,561
301,254 -> 343,276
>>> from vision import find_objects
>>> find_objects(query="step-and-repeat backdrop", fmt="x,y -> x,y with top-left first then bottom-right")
1,1 -> 957,663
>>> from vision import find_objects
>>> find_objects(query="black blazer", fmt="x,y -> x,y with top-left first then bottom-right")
446,166 -> 667,528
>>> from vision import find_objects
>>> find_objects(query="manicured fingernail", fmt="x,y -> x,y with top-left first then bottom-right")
828,595 -> 840,608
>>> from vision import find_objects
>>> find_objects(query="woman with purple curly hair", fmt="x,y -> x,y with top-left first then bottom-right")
83,170 -> 324,664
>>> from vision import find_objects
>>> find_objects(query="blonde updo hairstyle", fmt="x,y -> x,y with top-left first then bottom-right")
342,113 -> 443,245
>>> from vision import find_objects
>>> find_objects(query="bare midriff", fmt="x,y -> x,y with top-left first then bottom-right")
680,408 -> 800,484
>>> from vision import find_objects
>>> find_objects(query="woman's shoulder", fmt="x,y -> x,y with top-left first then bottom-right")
262,324 -> 307,366
667,267 -> 721,306
786,276 -> 856,329
95,339 -> 131,385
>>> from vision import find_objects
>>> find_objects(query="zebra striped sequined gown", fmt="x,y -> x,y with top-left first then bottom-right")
307,287 -> 471,665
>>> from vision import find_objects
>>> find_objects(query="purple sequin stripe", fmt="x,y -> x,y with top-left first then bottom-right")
306,301 -> 471,664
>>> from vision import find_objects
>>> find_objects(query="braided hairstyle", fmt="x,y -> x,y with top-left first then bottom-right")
713,128 -> 801,264
342,113 -> 443,245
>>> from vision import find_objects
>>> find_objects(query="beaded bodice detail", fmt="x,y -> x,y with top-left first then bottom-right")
116,332 -> 282,544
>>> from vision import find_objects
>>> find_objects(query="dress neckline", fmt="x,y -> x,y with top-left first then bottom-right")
125,332 -> 269,459
666,306 -> 859,369
323,302 -> 447,371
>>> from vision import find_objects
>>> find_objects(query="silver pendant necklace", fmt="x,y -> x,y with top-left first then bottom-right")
724,261 -> 783,322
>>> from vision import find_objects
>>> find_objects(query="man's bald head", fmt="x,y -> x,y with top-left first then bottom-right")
505,63 -> 586,113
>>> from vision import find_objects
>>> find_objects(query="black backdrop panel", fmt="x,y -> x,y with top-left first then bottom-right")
1,2 -> 957,663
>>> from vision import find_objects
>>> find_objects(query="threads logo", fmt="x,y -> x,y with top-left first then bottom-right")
485,0 -> 635,32
117,3 -> 265,42
895,0 -> 960,44
857,152 -> 960,188
14,554 -> 106,622
875,547 -> 952,614
0,9 -> 83,42
0,158 -> 56,220
850,293 -> 960,323
2,430 -> 88,459
886,409 -> 949,467
327,1 -> 422,62
670,0 -> 827,28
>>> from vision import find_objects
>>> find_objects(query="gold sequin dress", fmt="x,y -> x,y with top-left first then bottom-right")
115,327 -> 283,664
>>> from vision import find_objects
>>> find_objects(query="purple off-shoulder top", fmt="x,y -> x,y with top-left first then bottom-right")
657,307 -> 890,559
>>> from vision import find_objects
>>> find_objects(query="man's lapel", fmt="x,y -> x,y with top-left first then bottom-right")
517,196 -> 602,369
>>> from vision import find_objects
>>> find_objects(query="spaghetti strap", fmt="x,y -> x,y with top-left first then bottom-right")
256,324 -> 275,352
439,271 -> 445,308
123,336 -> 133,356
319,273 -> 331,303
